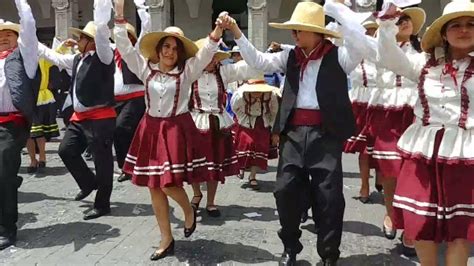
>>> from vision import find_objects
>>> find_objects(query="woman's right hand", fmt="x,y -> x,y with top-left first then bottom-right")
218,12 -> 242,39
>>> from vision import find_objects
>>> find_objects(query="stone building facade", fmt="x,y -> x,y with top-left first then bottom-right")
0,0 -> 448,50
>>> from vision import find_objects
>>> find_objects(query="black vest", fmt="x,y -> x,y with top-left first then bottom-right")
71,52 -> 115,107
121,60 -> 143,85
5,48 -> 41,122
273,47 -> 355,140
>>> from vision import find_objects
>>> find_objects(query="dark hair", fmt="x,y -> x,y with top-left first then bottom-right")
155,36 -> 186,71
410,35 -> 422,53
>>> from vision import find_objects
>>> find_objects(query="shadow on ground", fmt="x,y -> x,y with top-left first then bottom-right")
16,222 -> 120,251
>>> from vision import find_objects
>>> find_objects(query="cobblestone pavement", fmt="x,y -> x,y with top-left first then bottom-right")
0,127 -> 473,265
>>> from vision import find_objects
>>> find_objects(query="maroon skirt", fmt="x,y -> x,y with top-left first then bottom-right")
195,121 -> 239,183
123,113 -> 206,188
234,117 -> 270,170
365,105 -> 414,178
393,129 -> 474,242
344,102 -> 369,153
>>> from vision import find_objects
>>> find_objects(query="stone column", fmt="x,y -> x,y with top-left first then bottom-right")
52,0 -> 73,40
146,0 -> 170,31
247,0 -> 267,52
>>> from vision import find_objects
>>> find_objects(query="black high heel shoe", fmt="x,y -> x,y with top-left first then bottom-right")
184,208 -> 197,238
150,239 -> 175,261
382,221 -> 397,240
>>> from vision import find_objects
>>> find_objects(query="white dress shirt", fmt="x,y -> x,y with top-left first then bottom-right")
234,2 -> 368,110
0,1 -> 38,112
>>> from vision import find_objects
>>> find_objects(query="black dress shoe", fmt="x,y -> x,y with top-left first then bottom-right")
150,239 -> 175,261
117,173 -> 132,182
375,184 -> 383,192
323,258 -> 338,266
74,189 -> 94,201
184,208 -> 197,238
0,234 -> 16,250
382,222 -> 397,240
400,232 -> 417,257
279,252 -> 296,266
83,207 -> 111,220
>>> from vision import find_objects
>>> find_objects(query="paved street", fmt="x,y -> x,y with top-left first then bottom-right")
0,125 -> 473,266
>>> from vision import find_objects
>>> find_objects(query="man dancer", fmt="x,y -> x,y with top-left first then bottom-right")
0,0 -> 39,249
222,1 -> 371,264
39,0 -> 116,220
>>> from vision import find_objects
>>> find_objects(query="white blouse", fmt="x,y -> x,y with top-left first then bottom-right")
191,61 -> 258,130
349,59 -> 377,104
114,23 -> 218,118
377,19 -> 474,162
231,90 -> 279,129
368,42 -> 421,108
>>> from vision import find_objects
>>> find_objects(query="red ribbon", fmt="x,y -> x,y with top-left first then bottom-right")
295,39 -> 335,81
114,49 -> 122,70
442,63 -> 459,88
0,48 -> 15,60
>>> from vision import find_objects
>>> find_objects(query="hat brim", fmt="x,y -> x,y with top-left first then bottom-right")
240,83 -> 278,93
421,11 -> 474,52
70,27 -> 95,39
0,24 -> 20,34
363,22 -> 378,30
269,22 -> 341,39
215,51 -> 230,61
139,32 -> 199,60
402,7 -> 426,35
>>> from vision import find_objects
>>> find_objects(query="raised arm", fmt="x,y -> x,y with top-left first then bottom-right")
94,0 -> 113,65
38,43 -> 76,74
376,19 -> 425,82
114,0 -> 147,79
134,0 -> 151,47
15,0 -> 38,79
183,15 -> 227,82
219,61 -> 260,83
324,1 -> 375,73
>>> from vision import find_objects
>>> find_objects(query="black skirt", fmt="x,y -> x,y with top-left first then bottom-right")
30,103 -> 60,139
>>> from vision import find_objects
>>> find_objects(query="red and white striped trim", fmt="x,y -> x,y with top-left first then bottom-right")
394,195 -> 474,220
367,150 -> 402,160
125,154 -> 207,175
203,155 -> 239,171
347,134 -> 367,142
236,150 -> 268,160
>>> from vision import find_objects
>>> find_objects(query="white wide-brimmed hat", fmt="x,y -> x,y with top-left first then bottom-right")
0,20 -> 20,33
70,21 -> 98,39
421,0 -> 474,52
268,2 -> 341,39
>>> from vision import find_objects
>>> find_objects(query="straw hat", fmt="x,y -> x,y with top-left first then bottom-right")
70,21 -> 97,39
268,2 -> 341,39
421,0 -> 474,52
139,26 -> 198,60
401,7 -> 426,35
362,20 -> 378,30
0,20 -> 19,33
195,38 -> 230,61
240,77 -> 278,94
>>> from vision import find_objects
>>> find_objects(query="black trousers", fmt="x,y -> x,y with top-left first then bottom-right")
58,118 -> 115,209
274,126 -> 345,261
113,97 -> 145,169
0,122 -> 28,236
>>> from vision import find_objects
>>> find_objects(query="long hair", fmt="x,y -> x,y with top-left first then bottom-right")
155,36 -> 186,71
410,35 -> 422,53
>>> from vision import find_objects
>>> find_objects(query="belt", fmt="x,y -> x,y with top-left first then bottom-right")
288,109 -> 322,126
